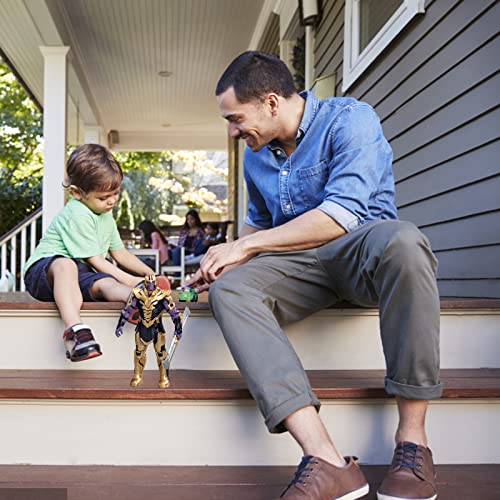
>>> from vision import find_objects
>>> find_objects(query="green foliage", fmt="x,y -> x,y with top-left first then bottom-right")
0,60 -> 43,178
0,59 -> 43,235
115,190 -> 134,229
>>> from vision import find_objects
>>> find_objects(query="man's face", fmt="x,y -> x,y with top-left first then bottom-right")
217,87 -> 277,152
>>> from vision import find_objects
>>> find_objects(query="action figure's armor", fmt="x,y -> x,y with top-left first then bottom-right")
116,275 -> 182,388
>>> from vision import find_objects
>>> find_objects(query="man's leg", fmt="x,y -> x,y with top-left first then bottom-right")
209,249 -> 369,498
319,220 -> 440,500
209,248 -> 344,461
284,406 -> 345,467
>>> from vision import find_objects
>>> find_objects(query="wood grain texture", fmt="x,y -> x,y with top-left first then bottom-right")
1,464 -> 499,500
0,369 -> 498,400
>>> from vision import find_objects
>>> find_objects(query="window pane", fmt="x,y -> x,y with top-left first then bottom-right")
359,0 -> 403,52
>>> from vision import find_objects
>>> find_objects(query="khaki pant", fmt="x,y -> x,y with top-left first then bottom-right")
209,220 -> 442,433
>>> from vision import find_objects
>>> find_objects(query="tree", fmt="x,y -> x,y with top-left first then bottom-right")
115,150 -> 228,226
0,59 -> 43,235
115,190 -> 134,229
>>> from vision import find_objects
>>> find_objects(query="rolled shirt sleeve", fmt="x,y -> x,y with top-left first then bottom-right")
317,104 -> 394,232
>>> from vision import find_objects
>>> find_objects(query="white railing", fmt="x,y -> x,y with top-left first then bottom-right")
0,208 -> 42,292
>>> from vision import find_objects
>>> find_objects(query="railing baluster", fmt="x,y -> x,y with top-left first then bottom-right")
30,219 -> 37,255
10,235 -> 17,292
20,227 -> 27,292
0,209 -> 42,292
1,243 -> 6,279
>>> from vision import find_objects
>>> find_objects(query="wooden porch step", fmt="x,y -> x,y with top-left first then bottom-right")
1,368 -> 499,400
1,464 -> 499,500
1,292 -> 500,311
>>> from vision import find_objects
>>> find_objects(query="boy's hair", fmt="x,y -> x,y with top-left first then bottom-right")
215,51 -> 296,103
65,144 -> 123,193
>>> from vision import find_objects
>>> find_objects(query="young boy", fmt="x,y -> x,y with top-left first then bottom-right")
23,144 -> 154,362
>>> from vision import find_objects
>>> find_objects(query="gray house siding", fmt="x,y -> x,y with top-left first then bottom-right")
314,0 -> 500,297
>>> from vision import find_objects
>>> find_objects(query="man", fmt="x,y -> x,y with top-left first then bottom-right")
187,51 -> 441,500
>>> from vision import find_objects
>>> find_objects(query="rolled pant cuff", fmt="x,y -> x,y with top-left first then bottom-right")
265,392 -> 321,434
385,376 -> 443,400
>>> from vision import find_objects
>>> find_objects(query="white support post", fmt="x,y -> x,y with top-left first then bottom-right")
40,46 -> 70,233
305,25 -> 314,90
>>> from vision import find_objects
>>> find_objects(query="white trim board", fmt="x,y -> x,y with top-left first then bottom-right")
342,0 -> 425,92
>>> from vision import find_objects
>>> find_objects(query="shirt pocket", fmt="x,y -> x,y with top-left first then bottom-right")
297,160 -> 329,209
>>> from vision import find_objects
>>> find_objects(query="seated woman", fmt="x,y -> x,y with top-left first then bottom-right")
138,220 -> 169,266
170,209 -> 204,266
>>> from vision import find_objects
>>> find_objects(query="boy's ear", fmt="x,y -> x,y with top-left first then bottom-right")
69,185 -> 83,200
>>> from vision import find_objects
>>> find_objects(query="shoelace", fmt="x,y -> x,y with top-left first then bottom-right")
280,455 -> 318,497
393,442 -> 423,473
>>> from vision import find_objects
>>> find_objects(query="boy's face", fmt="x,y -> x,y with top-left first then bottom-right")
71,186 -> 121,215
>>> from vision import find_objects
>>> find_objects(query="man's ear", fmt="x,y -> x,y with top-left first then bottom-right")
69,185 -> 83,200
266,93 -> 280,115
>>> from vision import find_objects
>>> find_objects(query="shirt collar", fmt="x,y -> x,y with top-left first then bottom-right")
267,90 -> 319,151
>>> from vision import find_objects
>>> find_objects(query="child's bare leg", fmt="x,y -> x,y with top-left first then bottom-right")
91,277 -> 135,302
46,258 -> 83,328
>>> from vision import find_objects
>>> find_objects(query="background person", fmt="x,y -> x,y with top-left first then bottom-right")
170,209 -> 204,266
139,220 -> 169,267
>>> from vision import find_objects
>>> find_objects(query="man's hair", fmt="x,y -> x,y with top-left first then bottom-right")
65,143 -> 123,193
215,51 -> 296,103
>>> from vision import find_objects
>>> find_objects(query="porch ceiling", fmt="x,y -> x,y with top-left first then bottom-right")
0,0 -> 266,150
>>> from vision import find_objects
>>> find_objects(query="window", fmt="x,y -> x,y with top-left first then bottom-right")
343,0 -> 425,92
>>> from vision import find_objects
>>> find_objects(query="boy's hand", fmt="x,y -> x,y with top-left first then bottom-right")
115,326 -> 124,337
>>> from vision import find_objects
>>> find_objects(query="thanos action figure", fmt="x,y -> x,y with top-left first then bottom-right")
115,274 -> 182,388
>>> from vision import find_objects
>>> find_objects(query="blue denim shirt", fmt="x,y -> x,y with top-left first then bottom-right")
244,91 -> 398,232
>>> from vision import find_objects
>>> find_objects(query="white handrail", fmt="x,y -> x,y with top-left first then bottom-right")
0,208 -> 42,292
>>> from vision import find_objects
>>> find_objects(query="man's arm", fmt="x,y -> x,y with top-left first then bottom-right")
198,210 -> 344,283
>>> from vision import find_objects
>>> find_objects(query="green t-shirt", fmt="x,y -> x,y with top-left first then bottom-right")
24,198 -> 124,276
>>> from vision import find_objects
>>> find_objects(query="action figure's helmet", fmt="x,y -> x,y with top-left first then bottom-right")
144,274 -> 157,292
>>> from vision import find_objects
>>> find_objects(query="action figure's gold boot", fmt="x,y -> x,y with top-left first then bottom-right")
155,334 -> 169,388
131,343 -> 147,387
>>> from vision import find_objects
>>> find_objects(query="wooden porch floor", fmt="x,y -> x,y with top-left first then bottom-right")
1,464 -> 499,500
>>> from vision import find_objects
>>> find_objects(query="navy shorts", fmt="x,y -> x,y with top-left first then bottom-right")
24,255 -> 116,302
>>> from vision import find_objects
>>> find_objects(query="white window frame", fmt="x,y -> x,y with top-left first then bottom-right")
342,0 -> 425,92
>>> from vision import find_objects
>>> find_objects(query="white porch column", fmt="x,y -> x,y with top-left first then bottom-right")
40,46 -> 70,232
84,125 -> 103,145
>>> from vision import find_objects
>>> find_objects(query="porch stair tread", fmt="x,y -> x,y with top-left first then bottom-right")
1,464 -> 499,500
1,368 -> 499,400
1,292 -> 500,310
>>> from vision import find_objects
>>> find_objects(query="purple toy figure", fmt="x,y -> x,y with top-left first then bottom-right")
115,274 -> 182,388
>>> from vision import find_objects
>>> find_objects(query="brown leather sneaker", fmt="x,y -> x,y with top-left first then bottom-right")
377,442 -> 437,500
278,455 -> 369,499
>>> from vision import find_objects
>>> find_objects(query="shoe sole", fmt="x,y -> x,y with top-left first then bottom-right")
377,493 -> 437,500
66,350 -> 102,362
334,483 -> 370,500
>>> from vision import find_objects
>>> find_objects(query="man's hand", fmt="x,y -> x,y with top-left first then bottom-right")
115,326 -> 124,337
199,240 -> 254,283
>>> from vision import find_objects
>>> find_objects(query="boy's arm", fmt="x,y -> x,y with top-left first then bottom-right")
86,254 -> 147,288
109,248 -> 155,276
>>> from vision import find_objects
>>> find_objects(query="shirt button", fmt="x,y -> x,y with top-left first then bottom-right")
286,204 -> 291,209
281,171 -> 288,176
276,150 -> 281,156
